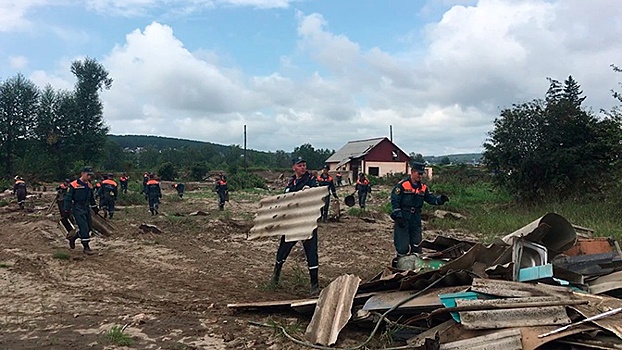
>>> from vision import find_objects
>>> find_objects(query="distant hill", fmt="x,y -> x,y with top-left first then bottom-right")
108,134 -> 230,152
424,153 -> 482,165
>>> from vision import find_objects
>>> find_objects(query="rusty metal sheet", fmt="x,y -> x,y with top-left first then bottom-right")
457,297 -> 571,329
248,186 -> 326,242
439,328 -> 522,350
304,274 -> 361,346
520,324 -> 600,350
589,270 -> 622,297
570,292 -> 622,340
470,278 -> 573,298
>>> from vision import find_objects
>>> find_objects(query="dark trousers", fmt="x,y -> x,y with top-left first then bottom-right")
358,191 -> 368,208
16,189 -> 26,207
120,182 -> 128,194
393,213 -> 422,255
275,229 -> 318,269
217,192 -> 226,209
148,196 -> 160,212
321,196 -> 330,221
101,198 -> 115,217
73,206 -> 92,244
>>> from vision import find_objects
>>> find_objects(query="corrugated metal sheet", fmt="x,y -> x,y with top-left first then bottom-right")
439,328 -> 523,350
248,186 -> 326,242
304,274 -> 361,346
501,213 -> 577,256
457,297 -> 571,329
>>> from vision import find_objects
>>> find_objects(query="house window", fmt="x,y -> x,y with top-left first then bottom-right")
392,150 -> 398,161
369,167 -> 379,176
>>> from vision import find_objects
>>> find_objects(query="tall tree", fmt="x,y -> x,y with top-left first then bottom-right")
69,57 -> 112,164
484,76 -> 620,200
0,74 -> 40,178
35,85 -> 76,178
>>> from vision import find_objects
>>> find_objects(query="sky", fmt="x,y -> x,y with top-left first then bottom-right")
1,0 -> 622,156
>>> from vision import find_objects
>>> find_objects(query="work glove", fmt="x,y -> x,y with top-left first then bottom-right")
333,193 -> 339,199
145,195 -> 149,200
91,206 -> 99,214
61,210 -> 71,219
440,194 -> 449,204
394,216 -> 406,228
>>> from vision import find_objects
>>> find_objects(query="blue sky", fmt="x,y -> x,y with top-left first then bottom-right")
2,0 -> 622,156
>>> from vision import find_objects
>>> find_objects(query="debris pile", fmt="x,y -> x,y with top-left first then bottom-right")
231,213 -> 622,349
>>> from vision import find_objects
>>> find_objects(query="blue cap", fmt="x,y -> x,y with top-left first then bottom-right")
322,164 -> 329,170
411,162 -> 425,174
292,156 -> 306,165
81,166 -> 94,175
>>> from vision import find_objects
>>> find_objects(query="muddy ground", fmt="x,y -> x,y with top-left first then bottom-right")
0,178 -> 447,350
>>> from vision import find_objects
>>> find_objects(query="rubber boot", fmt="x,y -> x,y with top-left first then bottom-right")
309,268 -> 320,297
150,208 -> 155,216
82,242 -> 94,255
109,212 -> 113,219
66,231 -> 77,250
269,262 -> 283,287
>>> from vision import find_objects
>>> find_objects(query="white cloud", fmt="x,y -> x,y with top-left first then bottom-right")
9,55 -> 28,69
0,0 -> 48,32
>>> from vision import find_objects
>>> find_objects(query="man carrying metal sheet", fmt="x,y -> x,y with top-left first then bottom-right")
270,156 -> 321,296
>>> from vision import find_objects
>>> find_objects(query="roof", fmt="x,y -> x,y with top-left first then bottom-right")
325,137 -> 387,164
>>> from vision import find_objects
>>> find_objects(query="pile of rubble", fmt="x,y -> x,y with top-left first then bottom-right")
231,212 -> 622,349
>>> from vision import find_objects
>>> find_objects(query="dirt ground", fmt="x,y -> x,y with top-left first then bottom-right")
0,179 -> 423,350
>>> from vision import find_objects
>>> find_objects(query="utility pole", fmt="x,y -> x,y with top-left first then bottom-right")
244,125 -> 247,170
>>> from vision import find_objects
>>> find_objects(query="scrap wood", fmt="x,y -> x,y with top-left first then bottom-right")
304,274 -> 361,346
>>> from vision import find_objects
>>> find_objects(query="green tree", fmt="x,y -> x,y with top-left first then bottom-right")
439,156 -> 451,165
68,57 -> 112,164
292,143 -> 335,170
409,153 -> 425,163
484,76 -> 621,200
157,162 -> 178,181
0,73 -> 40,178
35,86 -> 75,178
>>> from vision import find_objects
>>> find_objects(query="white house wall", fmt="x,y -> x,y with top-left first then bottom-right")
363,161 -> 408,177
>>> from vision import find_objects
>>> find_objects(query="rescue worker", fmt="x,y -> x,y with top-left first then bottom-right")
13,176 -> 27,209
142,172 -> 149,195
270,156 -> 321,296
55,178 -> 71,214
172,182 -> 185,198
215,174 -> 228,211
145,173 -> 162,215
119,173 -> 129,194
354,173 -> 372,208
336,171 -> 343,187
99,173 -> 118,219
390,162 -> 449,261
63,167 -> 99,255
317,164 -> 338,222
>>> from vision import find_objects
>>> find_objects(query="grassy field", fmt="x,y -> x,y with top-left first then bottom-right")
423,168 -> 622,241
